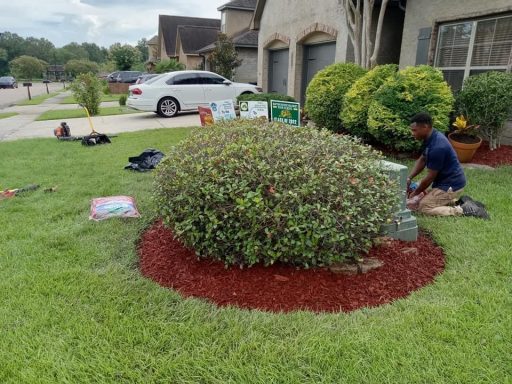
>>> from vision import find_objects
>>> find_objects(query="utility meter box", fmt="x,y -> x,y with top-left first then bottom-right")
380,160 -> 418,241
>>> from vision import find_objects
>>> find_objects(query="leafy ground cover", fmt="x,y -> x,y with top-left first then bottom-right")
59,93 -> 122,104
35,106 -> 140,121
0,128 -> 510,383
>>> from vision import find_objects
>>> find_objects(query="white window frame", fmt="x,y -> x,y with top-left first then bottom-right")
434,14 -> 512,85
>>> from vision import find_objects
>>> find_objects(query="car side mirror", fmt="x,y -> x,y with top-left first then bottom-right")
223,79 -> 232,86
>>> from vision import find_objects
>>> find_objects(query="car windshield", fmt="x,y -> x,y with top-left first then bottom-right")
144,74 -> 166,85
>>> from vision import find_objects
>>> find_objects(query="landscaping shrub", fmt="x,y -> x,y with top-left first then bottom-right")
456,71 -> 512,150
155,59 -> 185,74
305,63 -> 367,132
237,93 -> 296,117
341,64 -> 398,140
367,65 -> 454,152
69,72 -> 102,116
119,94 -> 127,106
154,120 -> 397,268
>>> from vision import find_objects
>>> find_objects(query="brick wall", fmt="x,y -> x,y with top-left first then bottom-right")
108,83 -> 130,94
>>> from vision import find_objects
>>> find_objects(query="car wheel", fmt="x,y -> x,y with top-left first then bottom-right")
157,97 -> 179,118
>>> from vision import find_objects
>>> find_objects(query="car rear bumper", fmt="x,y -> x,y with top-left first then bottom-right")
127,97 -> 156,112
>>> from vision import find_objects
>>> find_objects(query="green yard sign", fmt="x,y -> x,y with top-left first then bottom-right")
270,100 -> 301,127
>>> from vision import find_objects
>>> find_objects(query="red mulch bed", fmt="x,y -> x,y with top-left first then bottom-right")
471,143 -> 512,167
138,221 -> 445,313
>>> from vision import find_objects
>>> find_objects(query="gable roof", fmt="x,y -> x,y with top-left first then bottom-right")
196,28 -> 258,54
218,0 -> 257,11
177,26 -> 220,55
159,15 -> 220,57
251,0 -> 266,29
147,35 -> 158,45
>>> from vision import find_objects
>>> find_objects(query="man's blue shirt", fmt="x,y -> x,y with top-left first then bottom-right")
422,129 -> 466,191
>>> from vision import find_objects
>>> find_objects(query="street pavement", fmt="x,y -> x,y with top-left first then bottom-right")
0,91 -> 200,141
0,82 -> 64,108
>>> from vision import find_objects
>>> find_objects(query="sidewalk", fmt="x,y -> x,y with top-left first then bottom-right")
0,92 -> 200,141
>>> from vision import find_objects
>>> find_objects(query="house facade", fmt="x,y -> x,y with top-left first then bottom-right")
252,0 -> 405,102
197,0 -> 259,83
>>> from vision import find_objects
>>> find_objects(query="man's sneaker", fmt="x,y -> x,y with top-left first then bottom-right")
456,195 -> 486,209
461,200 -> 490,220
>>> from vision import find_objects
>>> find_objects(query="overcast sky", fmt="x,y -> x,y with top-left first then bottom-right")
1,0 -> 227,47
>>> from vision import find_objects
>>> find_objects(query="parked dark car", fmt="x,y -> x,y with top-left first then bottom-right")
0,76 -> 18,89
107,71 -> 121,83
135,74 -> 159,85
115,71 -> 143,84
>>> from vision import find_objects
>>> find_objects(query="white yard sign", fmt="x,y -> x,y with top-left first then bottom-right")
239,101 -> 269,120
209,100 -> 236,122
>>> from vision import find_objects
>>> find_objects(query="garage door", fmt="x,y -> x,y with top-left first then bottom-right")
302,42 -> 336,102
268,49 -> 289,95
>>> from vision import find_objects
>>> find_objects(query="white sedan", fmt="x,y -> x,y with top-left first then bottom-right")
127,70 -> 262,118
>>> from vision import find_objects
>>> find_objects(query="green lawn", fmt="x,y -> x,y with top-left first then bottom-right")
0,112 -> 18,119
0,129 -> 510,383
35,106 -> 140,121
60,94 -> 122,104
16,91 -> 62,106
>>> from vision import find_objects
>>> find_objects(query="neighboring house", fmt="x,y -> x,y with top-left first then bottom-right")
197,0 -> 259,83
176,26 -> 221,70
147,35 -> 159,62
156,15 -> 221,67
252,0 -> 405,102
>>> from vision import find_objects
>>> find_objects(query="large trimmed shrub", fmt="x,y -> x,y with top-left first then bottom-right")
154,120 -> 398,268
341,64 -> 398,139
367,65 -> 454,151
456,71 -> 512,150
305,63 -> 367,132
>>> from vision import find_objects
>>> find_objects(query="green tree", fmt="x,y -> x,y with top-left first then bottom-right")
135,38 -> 149,63
0,32 -> 26,61
154,59 -> 185,74
23,37 -> 55,62
9,55 -> 46,80
0,48 -> 8,75
208,33 -> 241,80
69,73 -> 102,116
82,42 -> 108,63
61,42 -> 89,60
109,43 -> 141,70
64,59 -> 99,77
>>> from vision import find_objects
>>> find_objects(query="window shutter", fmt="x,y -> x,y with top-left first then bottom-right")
415,27 -> 432,65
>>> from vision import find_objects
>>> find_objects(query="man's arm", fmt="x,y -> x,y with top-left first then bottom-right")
410,168 -> 438,197
408,155 -> 426,186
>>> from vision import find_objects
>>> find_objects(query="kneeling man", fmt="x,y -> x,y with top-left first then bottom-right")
408,113 -> 488,219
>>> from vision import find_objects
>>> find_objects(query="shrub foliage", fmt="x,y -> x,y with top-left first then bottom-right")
367,65 -> 454,151
69,72 -> 102,116
341,64 -> 398,139
154,120 -> 397,268
305,63 -> 367,132
456,71 -> 512,150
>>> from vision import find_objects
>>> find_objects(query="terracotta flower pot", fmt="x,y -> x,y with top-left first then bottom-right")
448,133 -> 482,163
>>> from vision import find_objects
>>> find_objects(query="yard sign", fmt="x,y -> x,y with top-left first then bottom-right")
209,100 -> 237,122
270,100 -> 301,127
239,101 -> 269,120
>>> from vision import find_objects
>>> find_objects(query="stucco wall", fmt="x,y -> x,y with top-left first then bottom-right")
223,9 -> 254,37
234,48 -> 258,84
399,0 -> 512,68
257,0 -> 348,99
400,0 -> 512,145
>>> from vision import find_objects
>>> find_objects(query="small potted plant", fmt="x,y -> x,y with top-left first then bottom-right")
448,115 -> 482,163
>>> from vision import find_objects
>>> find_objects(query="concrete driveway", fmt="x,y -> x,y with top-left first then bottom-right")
0,82 -> 64,108
0,91 -> 200,141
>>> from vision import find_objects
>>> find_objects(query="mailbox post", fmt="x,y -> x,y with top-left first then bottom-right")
43,80 -> 50,94
23,82 -> 33,101
61,79 -> 66,89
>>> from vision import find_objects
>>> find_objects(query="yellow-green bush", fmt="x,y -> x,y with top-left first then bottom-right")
305,63 -> 367,132
341,64 -> 398,139
367,65 -> 454,151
